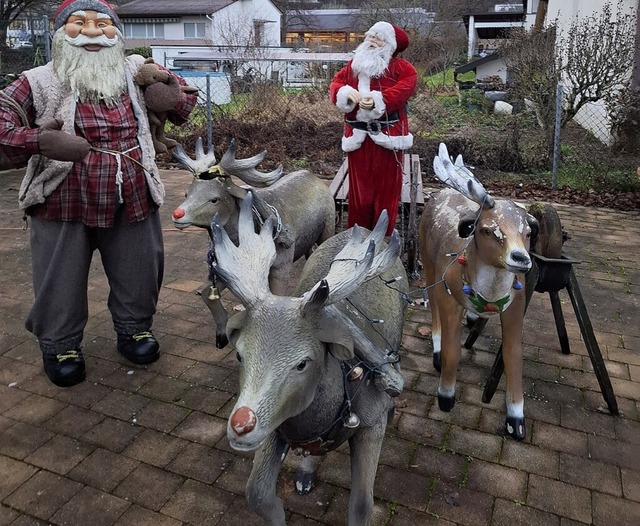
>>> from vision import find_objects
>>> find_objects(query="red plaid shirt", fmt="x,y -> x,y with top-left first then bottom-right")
0,74 -> 195,227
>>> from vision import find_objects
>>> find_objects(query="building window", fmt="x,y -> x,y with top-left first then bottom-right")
124,23 -> 164,39
184,22 -> 206,39
253,21 -> 264,47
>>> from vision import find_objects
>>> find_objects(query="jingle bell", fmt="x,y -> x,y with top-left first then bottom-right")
344,413 -> 361,429
348,366 -> 364,381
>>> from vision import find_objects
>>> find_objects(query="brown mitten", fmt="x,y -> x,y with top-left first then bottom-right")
38,119 -> 90,162
144,75 -> 181,113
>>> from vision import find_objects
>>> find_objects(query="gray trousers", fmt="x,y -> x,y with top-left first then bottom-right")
25,207 -> 164,354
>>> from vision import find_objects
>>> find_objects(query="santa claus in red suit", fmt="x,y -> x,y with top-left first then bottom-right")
330,22 -> 418,235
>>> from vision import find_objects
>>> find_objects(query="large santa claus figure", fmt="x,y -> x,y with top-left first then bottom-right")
330,22 -> 418,236
0,0 -> 197,387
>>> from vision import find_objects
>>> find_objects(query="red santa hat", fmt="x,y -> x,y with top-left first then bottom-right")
366,21 -> 410,56
54,0 -> 123,32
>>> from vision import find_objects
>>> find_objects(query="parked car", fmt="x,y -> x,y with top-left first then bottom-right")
13,40 -> 33,49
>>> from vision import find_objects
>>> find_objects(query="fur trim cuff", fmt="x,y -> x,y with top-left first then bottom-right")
336,86 -> 358,113
355,90 -> 386,121
341,129 -> 368,152
370,132 -> 414,151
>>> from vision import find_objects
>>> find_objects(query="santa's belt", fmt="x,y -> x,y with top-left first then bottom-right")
345,111 -> 399,134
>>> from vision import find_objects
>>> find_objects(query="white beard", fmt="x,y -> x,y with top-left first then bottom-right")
351,40 -> 393,78
52,28 -> 127,107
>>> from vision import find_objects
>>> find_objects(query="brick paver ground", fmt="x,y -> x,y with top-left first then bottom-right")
1,167 -> 638,525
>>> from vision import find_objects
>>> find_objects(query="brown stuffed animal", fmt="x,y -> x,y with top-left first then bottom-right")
134,58 -> 198,154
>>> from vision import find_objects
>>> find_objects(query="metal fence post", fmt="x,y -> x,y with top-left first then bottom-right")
206,74 -> 212,151
43,15 -> 52,63
551,82 -> 563,189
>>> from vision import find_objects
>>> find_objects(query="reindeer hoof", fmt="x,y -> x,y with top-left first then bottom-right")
438,393 -> 455,412
294,470 -> 316,495
505,416 -> 526,440
433,352 -> 441,372
216,334 -> 229,349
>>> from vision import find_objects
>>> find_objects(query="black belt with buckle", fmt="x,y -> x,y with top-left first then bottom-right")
345,111 -> 399,134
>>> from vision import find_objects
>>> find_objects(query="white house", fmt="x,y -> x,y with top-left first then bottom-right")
115,0 -> 283,67
458,1 -> 541,84
546,0 -> 638,143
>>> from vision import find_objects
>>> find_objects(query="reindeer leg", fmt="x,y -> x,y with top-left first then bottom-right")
294,455 -> 321,495
500,291 -> 526,440
246,432 -> 288,525
426,272 -> 442,372
347,417 -> 387,526
437,291 -> 464,412
200,284 -> 229,348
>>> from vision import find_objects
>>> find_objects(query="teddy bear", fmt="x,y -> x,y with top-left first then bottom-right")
134,58 -> 199,154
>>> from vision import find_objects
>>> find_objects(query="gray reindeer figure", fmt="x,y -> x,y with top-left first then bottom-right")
212,193 -> 408,525
419,143 -> 538,440
172,138 -> 336,349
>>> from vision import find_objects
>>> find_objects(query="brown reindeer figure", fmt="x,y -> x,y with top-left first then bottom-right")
419,143 -> 538,440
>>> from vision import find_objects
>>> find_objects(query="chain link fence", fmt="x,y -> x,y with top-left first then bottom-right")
1,46 -> 638,197
551,84 -> 639,193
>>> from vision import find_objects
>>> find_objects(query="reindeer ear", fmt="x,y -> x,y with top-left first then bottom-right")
226,183 -> 248,199
315,311 -> 355,360
458,218 -> 476,238
526,214 -> 540,251
302,279 -> 329,314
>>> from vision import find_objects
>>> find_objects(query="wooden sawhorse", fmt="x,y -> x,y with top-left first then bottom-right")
466,254 -> 619,415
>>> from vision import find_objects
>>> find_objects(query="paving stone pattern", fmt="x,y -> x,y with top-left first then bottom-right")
0,168 -> 639,525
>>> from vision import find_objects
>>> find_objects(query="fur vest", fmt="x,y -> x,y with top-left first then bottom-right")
18,54 -> 163,210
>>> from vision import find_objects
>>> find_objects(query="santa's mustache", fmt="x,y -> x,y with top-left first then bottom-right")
65,33 -> 118,47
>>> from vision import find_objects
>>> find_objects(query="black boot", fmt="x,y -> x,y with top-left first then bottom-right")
42,349 -> 86,387
117,331 -> 160,364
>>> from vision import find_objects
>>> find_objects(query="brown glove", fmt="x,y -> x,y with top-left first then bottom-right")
144,75 -> 181,113
38,119 -> 90,162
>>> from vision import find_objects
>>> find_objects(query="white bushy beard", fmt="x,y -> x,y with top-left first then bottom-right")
52,28 -> 127,107
351,40 -> 393,78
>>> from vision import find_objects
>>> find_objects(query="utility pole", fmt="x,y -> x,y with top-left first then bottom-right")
634,0 -> 640,89
534,0 -> 549,31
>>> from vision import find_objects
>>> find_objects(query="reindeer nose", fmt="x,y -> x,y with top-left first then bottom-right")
173,208 -> 185,220
230,406 -> 257,436
511,250 -> 531,265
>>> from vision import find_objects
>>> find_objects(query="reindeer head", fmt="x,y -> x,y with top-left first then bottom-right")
432,143 -> 538,274
212,194 -> 400,451
171,138 -> 284,230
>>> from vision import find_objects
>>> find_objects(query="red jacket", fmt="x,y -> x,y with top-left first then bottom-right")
330,57 -> 418,152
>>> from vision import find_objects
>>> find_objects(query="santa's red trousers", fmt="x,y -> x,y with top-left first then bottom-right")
347,137 -> 403,236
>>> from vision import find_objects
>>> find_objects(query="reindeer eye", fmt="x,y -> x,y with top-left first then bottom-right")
296,359 -> 308,371
210,197 -> 219,204
236,352 -> 242,363
184,191 -> 187,198
481,227 -> 492,237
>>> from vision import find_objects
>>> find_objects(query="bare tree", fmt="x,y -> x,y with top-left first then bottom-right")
561,0 -> 636,126
0,0 -> 57,49
501,1 -> 636,157
501,26 -> 560,137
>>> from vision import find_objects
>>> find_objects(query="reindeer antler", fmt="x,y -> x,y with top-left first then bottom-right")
219,139 -> 284,187
210,192 -> 277,307
173,137 -> 218,179
433,143 -> 495,209
302,211 -> 401,309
